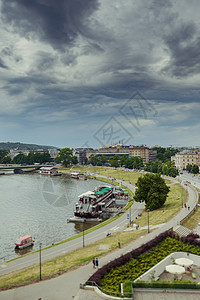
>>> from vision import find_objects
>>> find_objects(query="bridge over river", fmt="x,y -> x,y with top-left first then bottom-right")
0,164 -> 54,173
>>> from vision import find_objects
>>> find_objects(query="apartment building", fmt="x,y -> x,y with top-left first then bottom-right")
129,145 -> 157,164
171,151 -> 198,169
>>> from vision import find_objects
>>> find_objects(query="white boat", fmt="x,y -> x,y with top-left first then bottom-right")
71,172 -> 87,180
15,235 -> 34,249
39,167 -> 61,176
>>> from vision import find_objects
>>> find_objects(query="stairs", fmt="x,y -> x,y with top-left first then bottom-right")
173,225 -> 192,237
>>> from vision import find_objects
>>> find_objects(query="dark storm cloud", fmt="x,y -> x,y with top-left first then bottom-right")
0,58 -> 7,69
1,0 -> 99,50
163,22 -> 200,77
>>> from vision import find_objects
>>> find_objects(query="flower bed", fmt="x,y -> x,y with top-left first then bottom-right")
87,230 -> 200,294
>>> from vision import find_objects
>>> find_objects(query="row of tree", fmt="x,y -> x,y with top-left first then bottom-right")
2,152 -> 52,164
144,160 -> 179,177
186,164 -> 199,174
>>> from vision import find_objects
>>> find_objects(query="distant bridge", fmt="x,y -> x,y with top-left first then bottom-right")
0,164 -> 49,170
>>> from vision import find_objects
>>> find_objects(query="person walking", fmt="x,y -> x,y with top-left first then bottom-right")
95,257 -> 99,268
92,258 -> 96,268
118,239 -> 121,248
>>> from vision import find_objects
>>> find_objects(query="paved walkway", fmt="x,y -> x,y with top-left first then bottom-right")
0,177 -> 198,300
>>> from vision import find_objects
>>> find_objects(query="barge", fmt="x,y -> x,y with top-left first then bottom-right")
69,185 -> 129,223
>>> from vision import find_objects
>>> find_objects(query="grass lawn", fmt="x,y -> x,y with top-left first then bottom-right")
182,193 -> 200,230
182,206 -> 200,229
60,166 -> 172,185
0,230 -> 145,290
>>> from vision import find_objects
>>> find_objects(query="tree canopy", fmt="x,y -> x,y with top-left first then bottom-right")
55,148 -> 74,167
0,149 -> 9,162
134,173 -> 170,210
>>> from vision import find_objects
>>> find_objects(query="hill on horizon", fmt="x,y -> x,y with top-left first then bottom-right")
0,142 -> 58,151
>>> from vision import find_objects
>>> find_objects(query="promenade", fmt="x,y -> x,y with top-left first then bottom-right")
0,174 -> 199,300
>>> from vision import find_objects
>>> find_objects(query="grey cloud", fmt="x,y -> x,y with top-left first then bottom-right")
163,22 -> 200,77
1,0 -> 100,50
0,58 -> 7,69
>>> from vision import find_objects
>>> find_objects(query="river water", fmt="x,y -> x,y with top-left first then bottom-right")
0,173 -> 104,261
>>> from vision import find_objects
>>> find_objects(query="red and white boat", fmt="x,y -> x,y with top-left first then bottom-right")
15,235 -> 34,249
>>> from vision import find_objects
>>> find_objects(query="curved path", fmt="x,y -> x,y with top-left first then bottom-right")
0,174 -> 198,300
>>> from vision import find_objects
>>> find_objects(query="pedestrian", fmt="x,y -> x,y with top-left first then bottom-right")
95,257 -> 99,268
184,203 -> 187,208
92,258 -> 96,268
118,239 -> 121,248
188,206 -> 190,210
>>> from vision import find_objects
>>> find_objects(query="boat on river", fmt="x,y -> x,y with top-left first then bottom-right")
68,185 -> 119,223
38,167 -> 62,176
71,172 -> 87,180
15,235 -> 34,249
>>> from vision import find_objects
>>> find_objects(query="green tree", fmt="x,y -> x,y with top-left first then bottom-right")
2,156 -> 12,164
191,164 -> 199,174
0,149 -> 9,163
134,173 -> 170,210
186,164 -> 192,172
72,155 -> 78,165
55,148 -> 73,167
109,155 -> 120,168
12,153 -> 27,164
87,154 -> 102,166
167,167 -> 179,177
100,155 -> 107,165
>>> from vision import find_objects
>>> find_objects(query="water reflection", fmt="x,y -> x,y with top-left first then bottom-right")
15,245 -> 34,256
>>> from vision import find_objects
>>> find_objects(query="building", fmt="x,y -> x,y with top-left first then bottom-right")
129,145 -> 157,164
171,150 -> 198,170
74,148 -> 96,165
98,144 -> 129,160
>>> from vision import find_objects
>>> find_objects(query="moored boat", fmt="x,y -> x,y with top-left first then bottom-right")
39,167 -> 62,176
71,172 -> 87,180
15,235 -> 34,249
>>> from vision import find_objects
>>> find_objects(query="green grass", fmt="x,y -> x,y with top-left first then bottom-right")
182,193 -> 200,230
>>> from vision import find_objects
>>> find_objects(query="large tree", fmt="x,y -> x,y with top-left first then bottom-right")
55,148 -> 74,167
134,173 -> 170,210
0,149 -> 9,163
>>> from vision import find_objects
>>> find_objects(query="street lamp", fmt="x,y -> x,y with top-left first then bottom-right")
82,219 -> 86,248
39,243 -> 42,281
147,209 -> 150,233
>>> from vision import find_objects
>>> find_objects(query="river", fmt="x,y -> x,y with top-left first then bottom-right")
0,173 -> 105,261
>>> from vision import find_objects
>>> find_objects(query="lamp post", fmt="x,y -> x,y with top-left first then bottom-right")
82,219 -> 86,248
39,242 -> 42,281
147,209 -> 150,233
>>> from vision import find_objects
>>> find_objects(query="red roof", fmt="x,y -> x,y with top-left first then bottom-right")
19,235 -> 32,241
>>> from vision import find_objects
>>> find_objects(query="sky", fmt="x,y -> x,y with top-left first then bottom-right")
0,0 -> 200,149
